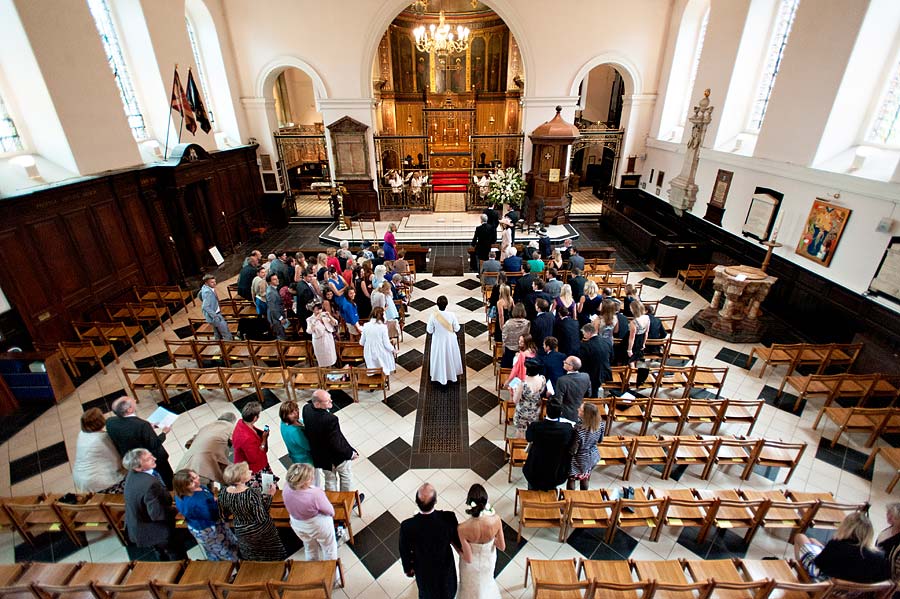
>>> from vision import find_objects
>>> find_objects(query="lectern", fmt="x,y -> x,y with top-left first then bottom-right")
526,106 -> 580,224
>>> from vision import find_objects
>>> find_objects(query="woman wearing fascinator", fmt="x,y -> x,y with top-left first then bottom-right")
456,484 -> 505,599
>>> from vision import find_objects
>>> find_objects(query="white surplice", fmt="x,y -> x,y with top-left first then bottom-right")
426,308 -> 463,384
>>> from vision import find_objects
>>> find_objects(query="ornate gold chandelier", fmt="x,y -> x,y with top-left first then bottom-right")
414,6 -> 470,56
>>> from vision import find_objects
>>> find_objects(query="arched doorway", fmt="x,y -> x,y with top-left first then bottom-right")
571,64 -> 627,196
370,1 -> 525,211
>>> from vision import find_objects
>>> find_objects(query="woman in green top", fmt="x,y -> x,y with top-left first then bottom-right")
279,400 -> 313,468
527,248 -> 545,274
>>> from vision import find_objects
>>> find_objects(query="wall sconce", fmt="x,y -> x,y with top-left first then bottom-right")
9,154 -> 42,180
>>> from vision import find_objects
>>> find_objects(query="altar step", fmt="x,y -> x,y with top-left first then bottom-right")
431,171 -> 470,193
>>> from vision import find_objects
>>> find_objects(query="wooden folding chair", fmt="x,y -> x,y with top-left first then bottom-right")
221,340 -> 253,366
676,264 -> 709,289
643,398 -> 686,436
690,366 -> 728,399
611,397 -> 650,434
832,373 -> 880,407
265,580 -> 333,598
820,342 -> 863,373
251,341 -> 282,366
663,436 -> 718,480
35,561 -> 130,597
681,398 -> 726,435
279,558 -> 343,592
741,489 -> 815,542
652,366 -> 694,399
153,560 -> 233,598
506,438 -> 528,483
0,563 -> 80,597
122,368 -> 158,403
814,406 -> 891,447
4,494 -> 73,546
560,490 -> 617,542
194,340 -> 227,367
326,491 -> 361,545
865,446 -> 900,493
665,339 -> 701,366
742,439 -> 806,484
515,489 -> 566,541
58,340 -> 116,377
156,284 -> 196,310
715,399 -> 764,435
610,492 -> 667,544
497,367 -> 513,423
578,560 -> 640,594
626,367 -> 661,397
597,436 -> 634,479
94,560 -> 184,598
695,491 -> 768,544
747,342 -> 804,378
156,367 -> 197,405
252,366 -> 288,398
336,341 -> 365,367
650,488 -> 716,542
601,365 -> 631,396
128,301 -> 173,332
623,437 -> 675,481
710,437 -> 761,478
185,367 -> 226,404
533,580 -> 594,599
164,339 -> 198,367
221,367 -> 261,403
786,493 -> 869,531
287,366 -> 322,401
492,341 -> 504,375
523,557 -> 579,593
279,340 -> 312,368
351,366 -> 388,402
321,368 -> 354,397
823,580 -> 895,599
53,493 -> 119,547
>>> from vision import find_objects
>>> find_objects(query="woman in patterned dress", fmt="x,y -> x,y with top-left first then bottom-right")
512,359 -> 546,438
568,403 -> 605,490
217,462 -> 286,561
173,469 -> 239,560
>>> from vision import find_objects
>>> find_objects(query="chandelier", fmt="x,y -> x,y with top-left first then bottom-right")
414,8 -> 470,55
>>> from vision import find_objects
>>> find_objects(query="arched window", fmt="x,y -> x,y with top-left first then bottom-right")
185,16 -> 215,127
747,0 -> 800,133
0,93 -> 23,154
86,0 -> 148,141
866,53 -> 900,147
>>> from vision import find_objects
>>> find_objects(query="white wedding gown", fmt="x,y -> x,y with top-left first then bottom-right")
457,540 -> 500,599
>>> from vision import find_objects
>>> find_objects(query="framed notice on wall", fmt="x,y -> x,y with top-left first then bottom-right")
869,237 -> 900,304
709,169 -> 733,208
742,192 -> 779,241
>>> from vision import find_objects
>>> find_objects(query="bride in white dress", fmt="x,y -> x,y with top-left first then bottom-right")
457,484 -> 506,599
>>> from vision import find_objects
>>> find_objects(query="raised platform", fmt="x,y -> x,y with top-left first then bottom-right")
318,212 -> 578,245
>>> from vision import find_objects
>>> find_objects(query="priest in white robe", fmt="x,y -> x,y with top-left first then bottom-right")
426,296 -> 463,386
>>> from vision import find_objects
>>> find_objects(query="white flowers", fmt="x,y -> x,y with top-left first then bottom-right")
469,501 -> 495,516
487,168 -> 526,209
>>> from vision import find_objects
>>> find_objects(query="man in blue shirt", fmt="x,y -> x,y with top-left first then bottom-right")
199,274 -> 233,340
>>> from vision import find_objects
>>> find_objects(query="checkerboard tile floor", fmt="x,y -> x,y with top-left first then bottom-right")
0,260 -> 892,599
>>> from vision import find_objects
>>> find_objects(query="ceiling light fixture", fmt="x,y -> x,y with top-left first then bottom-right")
414,0 -> 470,56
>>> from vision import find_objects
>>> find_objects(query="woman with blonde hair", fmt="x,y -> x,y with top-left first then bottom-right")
283,463 -> 340,564
622,283 -> 639,317
218,462 -> 286,561
794,510 -> 889,582
493,284 -> 514,344
315,253 -> 329,281
627,299 -> 649,364
553,284 -> 577,322
173,469 -> 239,560
578,280 -> 603,326
567,403 -> 605,490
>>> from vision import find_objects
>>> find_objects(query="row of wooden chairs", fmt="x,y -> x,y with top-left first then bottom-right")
783,372 -> 900,412
73,321 -> 145,352
814,405 -> 900,448
124,365 -> 389,405
748,342 -> 863,383
133,284 -> 196,312
56,340 -> 118,378
165,339 -> 313,368
506,433 -> 803,485
524,557 -> 892,599
0,559 -> 342,599
675,263 -> 717,289
105,301 -> 174,333
513,486 -> 862,545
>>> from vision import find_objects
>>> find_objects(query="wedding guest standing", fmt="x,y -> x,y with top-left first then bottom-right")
176,412 -> 236,486
218,462 -> 286,561
232,401 -> 275,487
399,483 -> 461,599
426,296 -> 463,386
567,403 -> 605,490
360,307 -> 397,376
173,469 -> 239,561
73,408 -> 126,493
283,463 -> 340,568
306,301 -> 338,367
280,400 -> 313,467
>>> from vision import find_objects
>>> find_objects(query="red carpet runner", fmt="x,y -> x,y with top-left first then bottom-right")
431,171 -> 469,193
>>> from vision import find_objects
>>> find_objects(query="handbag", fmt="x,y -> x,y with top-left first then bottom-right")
488,305 -> 498,320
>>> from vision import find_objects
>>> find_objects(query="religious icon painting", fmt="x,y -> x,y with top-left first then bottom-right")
795,199 -> 851,267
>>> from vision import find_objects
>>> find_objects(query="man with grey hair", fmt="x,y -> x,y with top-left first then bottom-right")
399,483 -> 460,599
553,355 -> 592,423
106,397 -> 174,488
471,213 -> 495,273
123,448 -> 184,560
302,390 -> 361,497
480,249 -> 501,287
200,274 -> 233,340
176,412 -> 237,484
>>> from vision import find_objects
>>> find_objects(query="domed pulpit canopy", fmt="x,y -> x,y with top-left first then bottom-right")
526,107 -> 580,224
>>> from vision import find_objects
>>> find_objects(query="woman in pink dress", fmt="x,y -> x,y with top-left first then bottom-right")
306,301 -> 337,367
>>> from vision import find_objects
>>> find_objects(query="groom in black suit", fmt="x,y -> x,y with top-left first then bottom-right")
399,483 -> 461,599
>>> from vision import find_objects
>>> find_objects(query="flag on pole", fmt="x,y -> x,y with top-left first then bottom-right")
170,67 -> 197,135
186,69 -> 211,134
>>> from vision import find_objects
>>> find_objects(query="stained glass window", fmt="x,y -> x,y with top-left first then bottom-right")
86,0 -> 148,141
747,0 -> 800,132
680,8 -> 710,126
185,16 -> 215,126
0,94 -> 24,154
867,55 -> 900,146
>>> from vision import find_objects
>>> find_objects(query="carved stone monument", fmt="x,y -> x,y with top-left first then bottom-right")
669,89 -> 714,215
686,265 -> 777,343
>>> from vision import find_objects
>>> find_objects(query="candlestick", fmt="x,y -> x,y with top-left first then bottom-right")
770,210 -> 785,242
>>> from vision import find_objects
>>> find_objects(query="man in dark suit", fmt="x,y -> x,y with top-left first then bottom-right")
568,268 -> 587,302
122,448 -> 184,560
576,323 -> 612,397
540,337 -> 566,388
553,305 -> 581,356
531,298 -> 554,354
553,356 -> 593,422
514,262 -> 535,303
303,390 -> 362,497
502,248 -> 523,279
266,273 -> 287,340
295,267 -> 317,332
523,401 -> 575,491
470,214 -> 496,273
237,253 -> 259,301
482,205 -> 499,230
107,397 -> 174,488
399,483 -> 461,599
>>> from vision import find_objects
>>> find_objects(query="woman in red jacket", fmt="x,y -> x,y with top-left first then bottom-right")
232,401 -> 277,488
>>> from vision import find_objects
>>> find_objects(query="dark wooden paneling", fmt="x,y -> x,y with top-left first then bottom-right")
0,145 -> 266,346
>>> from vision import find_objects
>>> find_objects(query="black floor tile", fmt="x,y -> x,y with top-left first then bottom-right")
660,296 -> 691,310
385,386 -> 418,417
0,397 -> 55,446
359,544 -> 397,579
465,349 -> 492,371
414,279 -> 439,291
409,298 -> 437,312
759,384 -> 805,415
458,297 -> 485,311
15,531 -> 86,563
173,325 -> 194,339
714,347 -> 756,370
379,459 -> 410,481
279,454 -> 292,470
639,277 -> 667,289
404,321 -> 428,338
82,388 -> 128,413
495,520 -> 526,576
396,349 -> 424,372
457,279 -> 482,291
567,527 -> 638,560
464,320 -> 488,338
162,390 -> 198,415
814,438 -> 873,481
677,526 -> 749,560
133,351 -> 173,369
351,512 -> 403,579
232,388 -> 280,414
468,386 -> 498,418
329,390 -> 354,412
9,441 -> 70,485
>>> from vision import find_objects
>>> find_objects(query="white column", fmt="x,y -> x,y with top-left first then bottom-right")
619,94 -> 657,181
318,98 -> 379,184
520,96 -> 580,171
754,0 -> 869,166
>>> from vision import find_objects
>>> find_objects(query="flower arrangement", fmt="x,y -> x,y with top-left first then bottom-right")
486,168 -> 526,210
